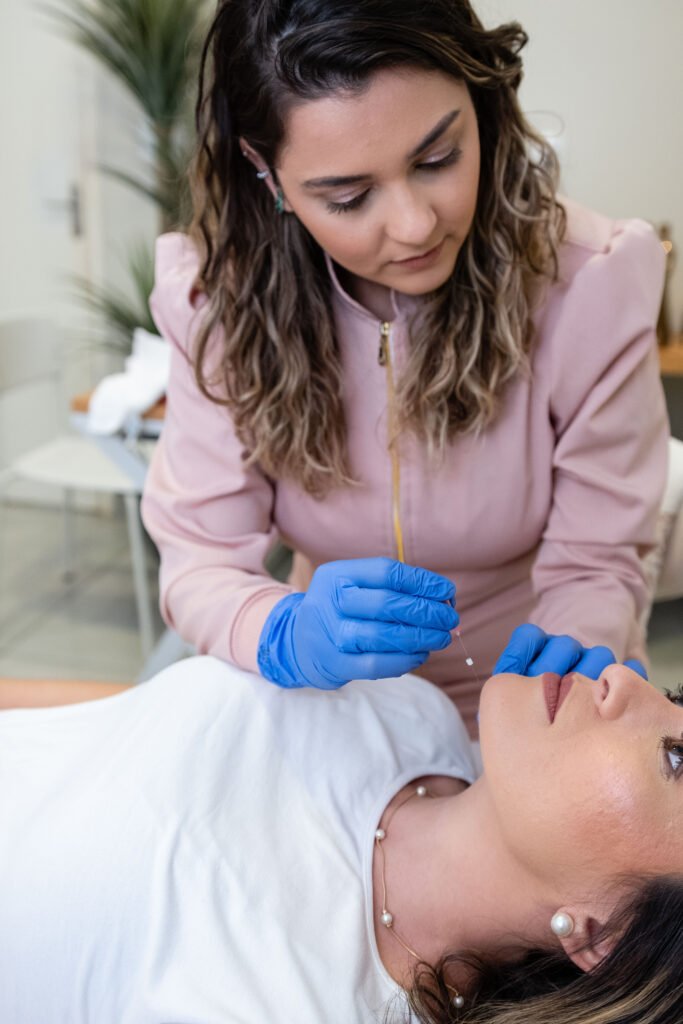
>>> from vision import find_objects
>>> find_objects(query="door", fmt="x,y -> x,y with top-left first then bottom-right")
0,0 -> 99,496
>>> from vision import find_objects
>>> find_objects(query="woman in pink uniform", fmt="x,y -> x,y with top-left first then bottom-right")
142,0 -> 668,731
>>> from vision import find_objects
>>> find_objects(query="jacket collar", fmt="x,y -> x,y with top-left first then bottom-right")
323,250 -> 421,324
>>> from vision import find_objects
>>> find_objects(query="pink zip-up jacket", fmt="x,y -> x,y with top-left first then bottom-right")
141,197 -> 668,731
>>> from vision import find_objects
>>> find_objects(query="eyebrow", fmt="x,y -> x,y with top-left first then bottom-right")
301,109 -> 461,190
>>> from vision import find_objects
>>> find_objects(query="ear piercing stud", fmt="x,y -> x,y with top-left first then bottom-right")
550,911 -> 575,938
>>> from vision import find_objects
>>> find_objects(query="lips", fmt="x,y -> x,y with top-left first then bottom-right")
394,240 -> 443,264
543,673 -> 575,723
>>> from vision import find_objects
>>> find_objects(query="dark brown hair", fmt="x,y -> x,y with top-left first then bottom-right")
404,875 -> 683,1024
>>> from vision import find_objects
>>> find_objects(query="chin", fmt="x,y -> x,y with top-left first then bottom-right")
478,672 -> 532,740
395,263 -> 456,296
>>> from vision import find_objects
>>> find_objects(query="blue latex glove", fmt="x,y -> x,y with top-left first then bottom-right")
258,557 -> 459,690
493,623 -> 648,680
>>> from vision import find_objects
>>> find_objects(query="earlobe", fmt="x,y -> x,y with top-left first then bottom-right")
551,908 -> 615,973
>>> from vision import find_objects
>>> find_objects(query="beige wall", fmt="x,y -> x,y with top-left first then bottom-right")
479,0 -> 683,332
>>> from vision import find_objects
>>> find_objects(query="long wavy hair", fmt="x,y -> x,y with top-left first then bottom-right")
189,0 -> 566,496
404,875 -> 683,1024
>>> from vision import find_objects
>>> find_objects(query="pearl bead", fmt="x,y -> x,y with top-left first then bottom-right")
416,785 -> 427,797
550,911 -> 575,938
452,994 -> 465,1009
375,828 -> 386,840
381,911 -> 393,927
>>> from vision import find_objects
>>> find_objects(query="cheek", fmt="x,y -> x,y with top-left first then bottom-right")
297,206 -> 379,266
486,738 -> 651,880
441,150 -> 480,228
533,753 -> 655,877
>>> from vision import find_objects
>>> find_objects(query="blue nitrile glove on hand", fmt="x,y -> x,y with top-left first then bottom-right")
493,623 -> 648,680
257,557 -> 459,690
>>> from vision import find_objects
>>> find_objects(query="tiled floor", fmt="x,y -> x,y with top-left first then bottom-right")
0,502 -> 681,689
0,502 -> 163,682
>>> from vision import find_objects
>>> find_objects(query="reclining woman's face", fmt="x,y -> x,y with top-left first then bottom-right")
478,665 -> 683,889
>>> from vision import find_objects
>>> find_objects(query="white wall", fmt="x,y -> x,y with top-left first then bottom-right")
0,0 -> 156,503
478,0 -> 683,333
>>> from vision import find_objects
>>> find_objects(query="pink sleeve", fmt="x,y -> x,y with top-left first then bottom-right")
531,218 -> 669,663
141,234 -> 292,671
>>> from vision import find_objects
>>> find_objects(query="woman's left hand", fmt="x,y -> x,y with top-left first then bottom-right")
493,623 -> 648,680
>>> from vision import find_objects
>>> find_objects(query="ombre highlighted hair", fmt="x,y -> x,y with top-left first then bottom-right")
403,875 -> 683,1024
188,0 -> 566,495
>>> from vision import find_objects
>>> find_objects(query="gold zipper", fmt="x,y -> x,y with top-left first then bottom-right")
379,321 -> 405,563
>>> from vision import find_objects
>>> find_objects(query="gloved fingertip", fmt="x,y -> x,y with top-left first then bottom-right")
624,658 -> 648,681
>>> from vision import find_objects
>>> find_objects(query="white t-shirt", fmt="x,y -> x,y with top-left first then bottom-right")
0,658 -> 477,1024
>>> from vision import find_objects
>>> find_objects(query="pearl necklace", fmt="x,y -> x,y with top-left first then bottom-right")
375,783 -> 465,1011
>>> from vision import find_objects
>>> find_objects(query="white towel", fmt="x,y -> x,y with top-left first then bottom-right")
87,328 -> 170,435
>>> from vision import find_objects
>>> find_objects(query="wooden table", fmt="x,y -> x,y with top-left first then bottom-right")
659,335 -> 683,377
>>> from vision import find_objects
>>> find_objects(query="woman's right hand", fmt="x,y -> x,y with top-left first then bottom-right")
257,557 -> 459,690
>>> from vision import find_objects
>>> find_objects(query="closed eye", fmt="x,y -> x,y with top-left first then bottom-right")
325,146 -> 463,214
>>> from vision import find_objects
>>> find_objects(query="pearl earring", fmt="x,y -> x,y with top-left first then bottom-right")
550,911 -> 575,938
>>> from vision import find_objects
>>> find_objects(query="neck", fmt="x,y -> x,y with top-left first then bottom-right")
334,263 -> 397,322
375,780 -> 552,987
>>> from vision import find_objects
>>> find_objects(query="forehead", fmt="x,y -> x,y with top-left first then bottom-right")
278,68 -> 472,172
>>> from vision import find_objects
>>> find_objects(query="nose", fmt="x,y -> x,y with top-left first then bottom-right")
384,185 -> 438,247
592,663 -> 646,720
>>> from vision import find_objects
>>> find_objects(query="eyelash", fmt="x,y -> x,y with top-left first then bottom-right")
661,684 -> 683,778
665,683 -> 683,707
325,147 -> 463,215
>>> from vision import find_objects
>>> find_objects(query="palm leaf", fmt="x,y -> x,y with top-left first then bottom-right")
39,0 -> 210,125
67,243 -> 157,352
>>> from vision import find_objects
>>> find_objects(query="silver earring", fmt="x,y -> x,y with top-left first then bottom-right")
256,169 -> 269,180
550,911 -> 575,938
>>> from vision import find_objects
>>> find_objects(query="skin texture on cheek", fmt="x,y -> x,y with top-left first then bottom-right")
480,672 -> 683,888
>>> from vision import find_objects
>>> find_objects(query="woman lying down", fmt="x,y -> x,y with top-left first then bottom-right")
1,627 -> 682,1024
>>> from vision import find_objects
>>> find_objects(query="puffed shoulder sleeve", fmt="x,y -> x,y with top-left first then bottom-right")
531,216 -> 669,663
141,233 -> 292,671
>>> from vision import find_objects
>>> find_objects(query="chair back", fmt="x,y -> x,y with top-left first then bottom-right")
0,318 -> 61,393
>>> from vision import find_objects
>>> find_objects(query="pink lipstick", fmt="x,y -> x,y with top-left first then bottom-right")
543,673 -> 575,723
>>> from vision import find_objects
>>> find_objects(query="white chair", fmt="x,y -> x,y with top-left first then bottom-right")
0,317 -> 155,658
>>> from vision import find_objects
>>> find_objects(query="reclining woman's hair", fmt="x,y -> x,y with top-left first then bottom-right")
404,875 -> 683,1024
188,0 -> 566,496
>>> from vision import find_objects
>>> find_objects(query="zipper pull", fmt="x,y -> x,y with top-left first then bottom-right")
378,321 -> 390,366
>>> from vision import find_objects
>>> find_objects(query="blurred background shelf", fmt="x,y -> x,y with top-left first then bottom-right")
660,335 -> 683,440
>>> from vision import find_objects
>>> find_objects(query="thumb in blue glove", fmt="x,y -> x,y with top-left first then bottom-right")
258,556 -> 459,690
